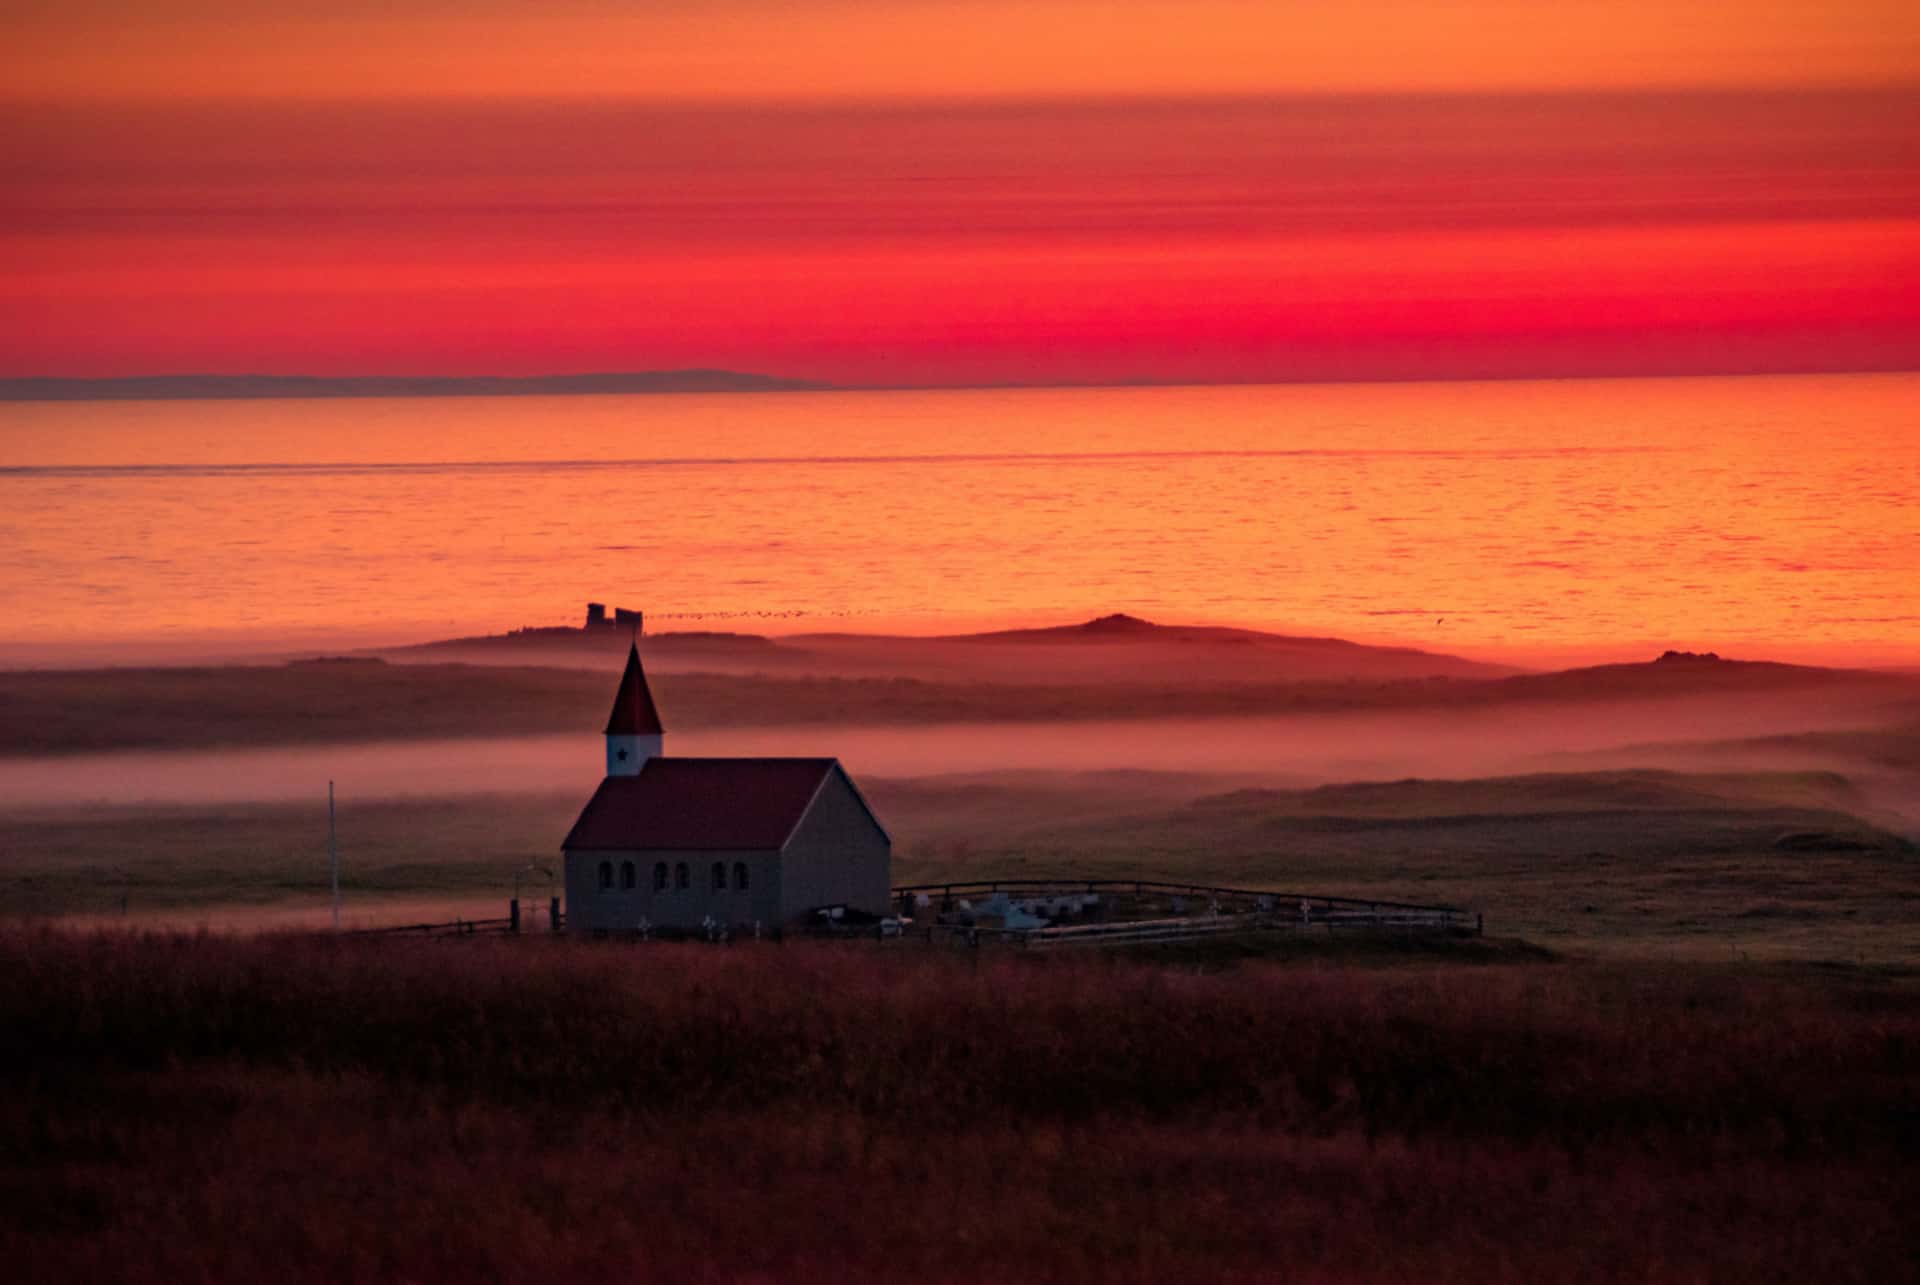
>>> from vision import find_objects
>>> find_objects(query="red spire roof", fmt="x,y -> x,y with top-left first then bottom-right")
604,642 -> 665,736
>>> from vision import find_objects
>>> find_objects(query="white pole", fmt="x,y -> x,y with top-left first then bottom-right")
328,779 -> 339,931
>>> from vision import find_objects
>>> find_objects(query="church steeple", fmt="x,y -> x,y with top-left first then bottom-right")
603,642 -> 664,776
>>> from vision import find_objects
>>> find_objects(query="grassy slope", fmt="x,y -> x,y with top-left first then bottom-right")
1002,772 -> 1919,965
0,662 -> 1492,754
2,931 -> 1914,1283
7,769 -> 1914,964
3,658 -> 1910,756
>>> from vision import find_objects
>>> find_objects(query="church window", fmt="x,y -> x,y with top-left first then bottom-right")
675,862 -> 690,890
711,862 -> 726,891
596,861 -> 612,891
620,861 -> 636,890
733,862 -> 749,892
653,862 -> 668,892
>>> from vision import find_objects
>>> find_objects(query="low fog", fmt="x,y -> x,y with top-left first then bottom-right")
3,691 -> 1911,829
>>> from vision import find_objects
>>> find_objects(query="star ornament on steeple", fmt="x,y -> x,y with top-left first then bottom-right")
603,638 -> 666,777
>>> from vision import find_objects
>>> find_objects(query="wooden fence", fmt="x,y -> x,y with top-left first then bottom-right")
349,916 -> 514,938
348,896 -> 562,938
343,880 -> 1476,946
892,878 -> 1477,940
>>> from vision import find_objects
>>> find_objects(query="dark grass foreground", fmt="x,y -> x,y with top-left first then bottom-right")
2,931 -> 1915,1283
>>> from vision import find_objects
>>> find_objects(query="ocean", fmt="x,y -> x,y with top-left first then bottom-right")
2,373 -> 1916,666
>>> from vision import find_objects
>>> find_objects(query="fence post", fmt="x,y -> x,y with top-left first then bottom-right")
1476,912 -> 1484,937
509,898 -> 520,934
549,896 -> 562,933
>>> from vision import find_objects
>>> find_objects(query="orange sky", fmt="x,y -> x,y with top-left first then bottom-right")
3,1 -> 1917,383
8,0 -> 1918,100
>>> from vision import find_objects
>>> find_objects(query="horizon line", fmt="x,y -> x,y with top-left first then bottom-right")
10,81 -> 1920,110
4,365 -> 1917,404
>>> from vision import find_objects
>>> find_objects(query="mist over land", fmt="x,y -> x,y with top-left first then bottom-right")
4,614 -> 1914,764
2,614 -> 1915,965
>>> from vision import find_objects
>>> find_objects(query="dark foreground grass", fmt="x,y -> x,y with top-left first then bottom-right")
3,930 -> 1916,1283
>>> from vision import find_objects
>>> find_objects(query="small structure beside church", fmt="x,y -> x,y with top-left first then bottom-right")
561,642 -> 891,935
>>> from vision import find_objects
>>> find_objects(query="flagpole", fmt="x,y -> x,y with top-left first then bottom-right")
328,779 -> 340,931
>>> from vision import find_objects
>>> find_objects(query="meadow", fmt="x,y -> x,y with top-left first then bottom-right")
3,650 -> 1911,757
0,660 -> 1483,757
6,767 -> 1914,965
2,929 -> 1914,1283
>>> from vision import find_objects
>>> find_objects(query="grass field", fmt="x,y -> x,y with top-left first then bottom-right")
6,768 -> 1914,965
3,658 -> 1911,756
2,929 -> 1913,1283
0,662 -> 1463,754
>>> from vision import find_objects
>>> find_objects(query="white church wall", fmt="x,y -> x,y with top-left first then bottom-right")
564,846 -> 778,934
778,772 -> 891,920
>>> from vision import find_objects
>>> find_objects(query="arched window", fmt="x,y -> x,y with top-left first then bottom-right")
711,862 -> 726,891
675,862 -> 690,890
596,861 -> 612,891
653,862 -> 668,892
620,861 -> 636,890
733,862 -> 749,892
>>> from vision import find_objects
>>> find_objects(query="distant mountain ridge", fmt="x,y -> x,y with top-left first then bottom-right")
380,613 -> 1920,701
927,612 -> 1455,651
0,371 -> 825,402
388,612 -> 1519,683
1486,652 -> 1872,702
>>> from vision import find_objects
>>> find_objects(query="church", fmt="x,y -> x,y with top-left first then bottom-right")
561,643 -> 892,935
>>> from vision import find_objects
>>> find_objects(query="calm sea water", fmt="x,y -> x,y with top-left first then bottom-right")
2,374 -> 1916,666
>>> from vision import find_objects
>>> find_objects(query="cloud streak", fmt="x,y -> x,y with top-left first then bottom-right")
6,1 -> 1916,100
3,92 -> 1916,383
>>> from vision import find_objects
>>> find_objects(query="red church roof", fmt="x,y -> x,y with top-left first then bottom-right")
604,642 -> 664,736
563,757 -> 885,851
